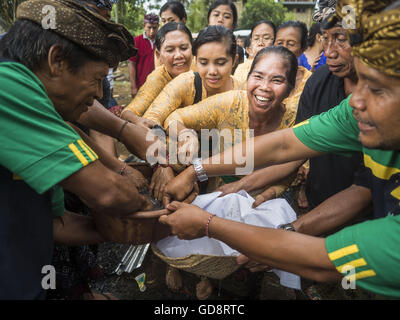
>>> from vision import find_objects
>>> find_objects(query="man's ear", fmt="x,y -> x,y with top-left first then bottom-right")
47,45 -> 67,76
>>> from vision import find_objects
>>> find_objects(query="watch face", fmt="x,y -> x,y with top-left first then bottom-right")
280,223 -> 295,231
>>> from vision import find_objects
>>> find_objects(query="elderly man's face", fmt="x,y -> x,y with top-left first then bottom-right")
350,58 -> 400,150
322,26 -> 354,78
50,59 -> 109,121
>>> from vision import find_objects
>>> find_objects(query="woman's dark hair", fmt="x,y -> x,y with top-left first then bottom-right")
192,25 -> 237,61
0,19 -> 103,73
249,20 -> 276,41
207,0 -> 238,30
306,22 -> 322,48
160,1 -> 187,22
155,22 -> 193,51
248,46 -> 298,94
276,20 -> 308,51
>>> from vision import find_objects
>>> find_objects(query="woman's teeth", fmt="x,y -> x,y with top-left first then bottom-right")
256,96 -> 271,102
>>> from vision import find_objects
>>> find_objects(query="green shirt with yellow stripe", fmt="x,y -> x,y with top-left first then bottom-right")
0,60 -> 99,299
0,61 -> 98,216
293,96 -> 400,298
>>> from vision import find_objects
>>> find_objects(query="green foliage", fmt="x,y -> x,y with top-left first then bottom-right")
238,0 -> 290,30
186,0 -> 214,34
112,0 -> 146,36
0,0 -> 28,30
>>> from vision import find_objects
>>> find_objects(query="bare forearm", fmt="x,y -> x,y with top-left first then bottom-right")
202,129 -> 320,178
240,160 -> 304,192
77,100 -> 124,137
208,217 -> 342,282
60,161 -> 149,216
53,211 -> 105,245
293,185 -> 372,236
89,129 -> 118,158
68,122 -> 122,173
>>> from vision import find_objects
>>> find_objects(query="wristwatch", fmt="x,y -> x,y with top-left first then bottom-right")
192,158 -> 208,182
278,223 -> 296,232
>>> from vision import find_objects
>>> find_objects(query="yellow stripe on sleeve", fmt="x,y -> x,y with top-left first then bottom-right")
344,269 -> 376,282
68,143 -> 89,166
364,154 -> 400,180
336,258 -> 367,273
328,244 -> 359,261
390,186 -> 400,200
293,120 -> 309,129
77,139 -> 98,161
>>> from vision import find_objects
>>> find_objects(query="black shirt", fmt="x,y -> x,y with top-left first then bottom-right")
295,65 -> 369,209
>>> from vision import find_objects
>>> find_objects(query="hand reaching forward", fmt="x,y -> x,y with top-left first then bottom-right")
159,201 -> 210,240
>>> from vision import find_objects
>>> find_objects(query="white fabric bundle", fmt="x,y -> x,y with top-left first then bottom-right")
156,191 -> 301,290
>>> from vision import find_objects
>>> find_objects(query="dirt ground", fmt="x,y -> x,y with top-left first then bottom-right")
91,63 -> 378,301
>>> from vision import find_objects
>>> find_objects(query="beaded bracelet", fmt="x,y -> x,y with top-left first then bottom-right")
205,214 -> 216,238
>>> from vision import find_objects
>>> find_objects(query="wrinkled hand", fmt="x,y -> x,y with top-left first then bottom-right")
216,179 -> 245,197
123,165 -> 149,192
150,166 -> 175,202
236,254 -> 271,272
159,201 -> 210,240
252,187 -> 276,208
162,168 -> 196,207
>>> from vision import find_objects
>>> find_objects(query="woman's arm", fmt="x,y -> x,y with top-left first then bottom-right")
143,72 -> 195,126
53,211 -> 105,246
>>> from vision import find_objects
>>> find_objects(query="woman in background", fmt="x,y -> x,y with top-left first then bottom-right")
121,22 -> 193,127
234,20 -> 276,83
298,22 -> 326,72
207,0 -> 238,31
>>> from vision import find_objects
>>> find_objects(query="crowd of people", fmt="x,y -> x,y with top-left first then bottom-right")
0,0 -> 399,301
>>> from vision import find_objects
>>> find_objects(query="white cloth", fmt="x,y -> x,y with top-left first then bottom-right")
156,191 -> 301,290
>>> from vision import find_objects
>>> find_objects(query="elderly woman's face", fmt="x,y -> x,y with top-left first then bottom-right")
208,5 -> 234,30
52,59 -> 109,121
249,23 -> 275,58
158,30 -> 193,78
275,27 -> 303,58
247,54 -> 290,115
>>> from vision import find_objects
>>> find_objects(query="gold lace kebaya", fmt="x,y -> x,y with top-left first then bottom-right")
165,90 -> 298,194
143,71 -> 245,126
121,65 -> 172,118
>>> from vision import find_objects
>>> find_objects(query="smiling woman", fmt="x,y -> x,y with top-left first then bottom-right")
141,25 -> 244,127
121,22 -> 193,125
165,46 -> 298,190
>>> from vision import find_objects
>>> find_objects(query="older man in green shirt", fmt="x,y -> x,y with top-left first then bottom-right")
0,0 -> 159,299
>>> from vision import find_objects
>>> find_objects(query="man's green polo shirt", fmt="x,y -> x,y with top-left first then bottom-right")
293,96 -> 400,298
0,61 -> 98,215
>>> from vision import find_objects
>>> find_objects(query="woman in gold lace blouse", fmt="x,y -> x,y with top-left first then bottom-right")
121,22 -> 193,126
142,25 -> 245,127
165,46 -> 299,195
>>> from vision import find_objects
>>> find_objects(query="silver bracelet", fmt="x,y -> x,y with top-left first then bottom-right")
192,158 -> 208,182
